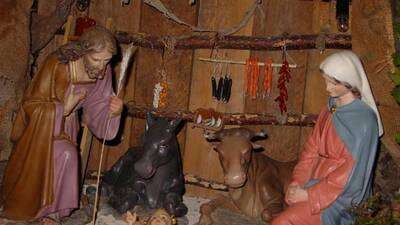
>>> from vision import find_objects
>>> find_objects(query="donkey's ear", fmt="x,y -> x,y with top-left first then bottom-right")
168,119 -> 182,132
146,112 -> 156,131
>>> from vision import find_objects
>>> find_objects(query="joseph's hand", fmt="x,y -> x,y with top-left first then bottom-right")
110,96 -> 123,116
64,85 -> 87,116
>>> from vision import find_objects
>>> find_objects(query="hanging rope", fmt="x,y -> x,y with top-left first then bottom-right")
143,0 -> 264,36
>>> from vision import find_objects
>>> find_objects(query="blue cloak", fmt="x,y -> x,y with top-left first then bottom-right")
321,98 -> 379,225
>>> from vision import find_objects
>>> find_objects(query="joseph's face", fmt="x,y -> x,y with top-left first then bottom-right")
83,50 -> 113,79
323,74 -> 350,98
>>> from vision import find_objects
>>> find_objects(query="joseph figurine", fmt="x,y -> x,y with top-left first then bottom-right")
0,26 -> 123,224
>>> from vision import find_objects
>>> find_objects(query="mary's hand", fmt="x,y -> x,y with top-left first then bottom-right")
285,183 -> 299,205
286,186 -> 309,204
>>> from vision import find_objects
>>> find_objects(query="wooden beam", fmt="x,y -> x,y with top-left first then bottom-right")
126,104 -> 318,127
299,0 -> 349,2
115,32 -> 351,51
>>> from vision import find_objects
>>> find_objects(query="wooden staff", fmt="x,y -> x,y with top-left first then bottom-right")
90,44 -> 136,225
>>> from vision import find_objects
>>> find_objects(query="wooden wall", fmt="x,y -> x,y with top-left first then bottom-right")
244,0 -> 314,163
183,0 -> 255,198
351,0 -> 400,161
26,0 -> 399,199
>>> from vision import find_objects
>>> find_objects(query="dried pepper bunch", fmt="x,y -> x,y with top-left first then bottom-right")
153,69 -> 168,109
274,59 -> 291,114
245,57 -> 260,99
263,57 -> 273,98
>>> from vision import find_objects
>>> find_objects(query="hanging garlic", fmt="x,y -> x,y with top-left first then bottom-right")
158,81 -> 168,108
153,82 -> 163,109
152,82 -> 168,109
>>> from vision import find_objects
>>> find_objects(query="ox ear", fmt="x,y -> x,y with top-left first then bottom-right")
203,130 -> 221,141
250,129 -> 266,150
167,119 -> 182,133
250,129 -> 268,141
251,142 -> 263,150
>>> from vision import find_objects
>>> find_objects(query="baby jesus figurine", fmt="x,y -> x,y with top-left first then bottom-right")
125,209 -> 176,225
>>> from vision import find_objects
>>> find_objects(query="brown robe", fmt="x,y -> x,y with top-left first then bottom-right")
1,54 -> 70,220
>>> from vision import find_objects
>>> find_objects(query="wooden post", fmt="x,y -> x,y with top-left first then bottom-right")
80,124 -> 93,183
62,15 -> 74,45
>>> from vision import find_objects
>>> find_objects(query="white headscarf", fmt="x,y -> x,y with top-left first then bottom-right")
319,50 -> 383,136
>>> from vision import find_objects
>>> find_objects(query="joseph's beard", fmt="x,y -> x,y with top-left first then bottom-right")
85,66 -> 106,79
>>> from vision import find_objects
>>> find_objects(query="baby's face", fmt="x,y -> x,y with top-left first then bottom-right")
149,210 -> 172,225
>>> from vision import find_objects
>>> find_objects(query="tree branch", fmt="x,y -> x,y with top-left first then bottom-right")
126,103 -> 318,127
115,32 -> 351,51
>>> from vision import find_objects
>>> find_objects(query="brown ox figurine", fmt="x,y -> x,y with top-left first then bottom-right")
199,128 -> 296,224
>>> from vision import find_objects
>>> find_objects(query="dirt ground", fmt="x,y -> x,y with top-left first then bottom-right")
0,161 -> 211,225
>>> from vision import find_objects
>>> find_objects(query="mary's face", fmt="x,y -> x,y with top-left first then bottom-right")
83,49 -> 113,79
323,75 -> 350,98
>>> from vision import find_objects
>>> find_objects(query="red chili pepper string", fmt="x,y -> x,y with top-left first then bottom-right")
263,58 -> 273,97
245,57 -> 261,99
275,59 -> 291,113
252,57 -> 260,99
250,58 -> 254,97
246,58 -> 251,95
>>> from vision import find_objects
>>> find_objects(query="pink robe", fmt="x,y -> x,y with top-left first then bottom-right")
272,107 -> 354,225
37,67 -> 120,218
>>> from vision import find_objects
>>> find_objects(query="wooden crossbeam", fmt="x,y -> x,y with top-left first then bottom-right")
126,103 -> 318,127
114,32 -> 351,51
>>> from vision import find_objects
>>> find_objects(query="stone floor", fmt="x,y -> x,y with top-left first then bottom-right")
0,193 -> 209,225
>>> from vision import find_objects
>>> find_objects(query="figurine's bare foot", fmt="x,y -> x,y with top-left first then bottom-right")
41,216 -> 62,225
